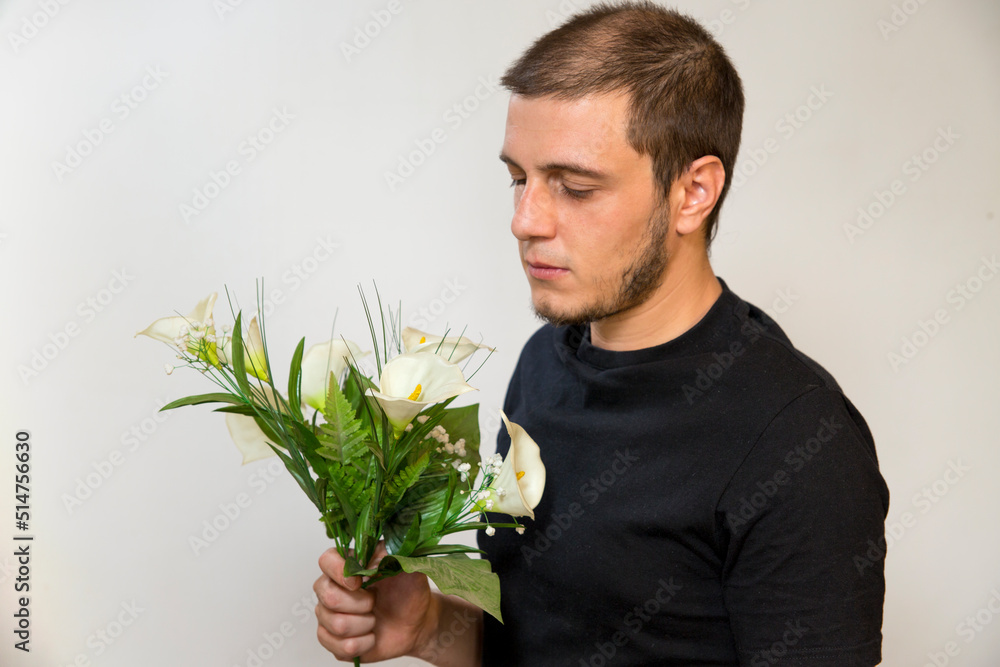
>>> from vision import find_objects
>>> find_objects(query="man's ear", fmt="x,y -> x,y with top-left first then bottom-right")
671,156 -> 725,236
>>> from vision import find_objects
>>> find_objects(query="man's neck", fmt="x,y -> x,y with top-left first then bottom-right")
589,259 -> 722,352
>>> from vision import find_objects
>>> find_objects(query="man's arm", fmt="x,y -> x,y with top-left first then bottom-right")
409,594 -> 483,667
718,387 -> 889,666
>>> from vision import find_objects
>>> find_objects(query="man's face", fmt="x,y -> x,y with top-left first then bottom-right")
500,92 -> 670,327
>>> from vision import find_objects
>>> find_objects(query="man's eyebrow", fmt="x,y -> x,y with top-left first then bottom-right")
498,153 -> 607,181
498,153 -> 519,169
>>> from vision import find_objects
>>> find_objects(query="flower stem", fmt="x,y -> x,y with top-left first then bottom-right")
438,521 -> 521,536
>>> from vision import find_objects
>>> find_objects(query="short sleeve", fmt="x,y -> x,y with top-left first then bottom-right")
717,386 -> 890,666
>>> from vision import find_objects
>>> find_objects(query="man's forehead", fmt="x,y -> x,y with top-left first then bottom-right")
504,92 -> 630,130
501,92 -> 631,170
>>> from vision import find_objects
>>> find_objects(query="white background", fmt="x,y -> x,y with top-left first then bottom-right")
1,0 -> 998,665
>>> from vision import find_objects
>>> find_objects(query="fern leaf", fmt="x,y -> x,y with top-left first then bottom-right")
378,453 -> 430,520
320,374 -> 368,463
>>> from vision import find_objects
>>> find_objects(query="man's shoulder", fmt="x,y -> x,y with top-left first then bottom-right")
720,281 -> 845,395
716,284 -> 878,458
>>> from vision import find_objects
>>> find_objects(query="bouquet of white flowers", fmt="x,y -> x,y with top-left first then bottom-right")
137,287 -> 545,664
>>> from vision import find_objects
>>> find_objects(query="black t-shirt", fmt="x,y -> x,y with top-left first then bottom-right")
478,277 -> 889,666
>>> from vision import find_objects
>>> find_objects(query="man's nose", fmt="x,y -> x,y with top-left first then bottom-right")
511,182 -> 555,241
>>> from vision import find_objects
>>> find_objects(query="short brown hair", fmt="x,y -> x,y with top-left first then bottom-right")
502,1 -> 744,249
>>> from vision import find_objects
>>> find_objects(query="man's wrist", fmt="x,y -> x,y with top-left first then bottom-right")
409,593 -> 482,667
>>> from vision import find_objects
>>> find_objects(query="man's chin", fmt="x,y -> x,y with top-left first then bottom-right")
531,288 -> 655,328
531,297 -> 590,328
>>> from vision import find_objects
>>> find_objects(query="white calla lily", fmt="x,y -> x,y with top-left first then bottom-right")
136,293 -> 220,365
300,339 -> 368,411
366,351 -> 476,434
402,327 -> 493,363
481,411 -> 546,519
222,382 -> 290,464
224,413 -> 278,464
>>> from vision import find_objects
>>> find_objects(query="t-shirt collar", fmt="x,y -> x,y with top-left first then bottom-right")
557,276 -> 738,370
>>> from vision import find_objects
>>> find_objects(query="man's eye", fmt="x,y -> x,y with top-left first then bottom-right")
509,178 -> 526,188
560,184 -> 593,200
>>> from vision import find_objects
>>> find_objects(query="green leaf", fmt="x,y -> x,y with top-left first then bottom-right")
367,432 -> 386,468
160,393 -> 244,411
236,413 -> 282,453
270,447 -> 314,501
382,453 -> 430,513
287,337 -> 305,420
287,419 -> 329,477
354,503 -> 375,565
320,375 -> 368,464
410,543 -> 485,557
437,403 -> 481,452
435,470 -> 458,535
381,554 -> 502,623
436,402 -> 482,482
385,397 -> 464,472
400,517 -> 423,557
323,461 -> 358,532
315,477 -> 328,515
231,313 -> 252,396
211,405 -> 256,415
319,468 -> 352,526
384,480 -> 452,549
343,367 -> 377,414
315,447 -> 343,462
343,556 -> 378,579
383,505 -> 416,555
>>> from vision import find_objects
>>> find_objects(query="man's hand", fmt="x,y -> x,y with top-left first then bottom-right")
314,541 -> 434,662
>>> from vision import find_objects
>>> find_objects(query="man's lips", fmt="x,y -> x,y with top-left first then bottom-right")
525,259 -> 568,280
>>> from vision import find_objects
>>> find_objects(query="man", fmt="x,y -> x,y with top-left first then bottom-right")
314,3 -> 890,665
